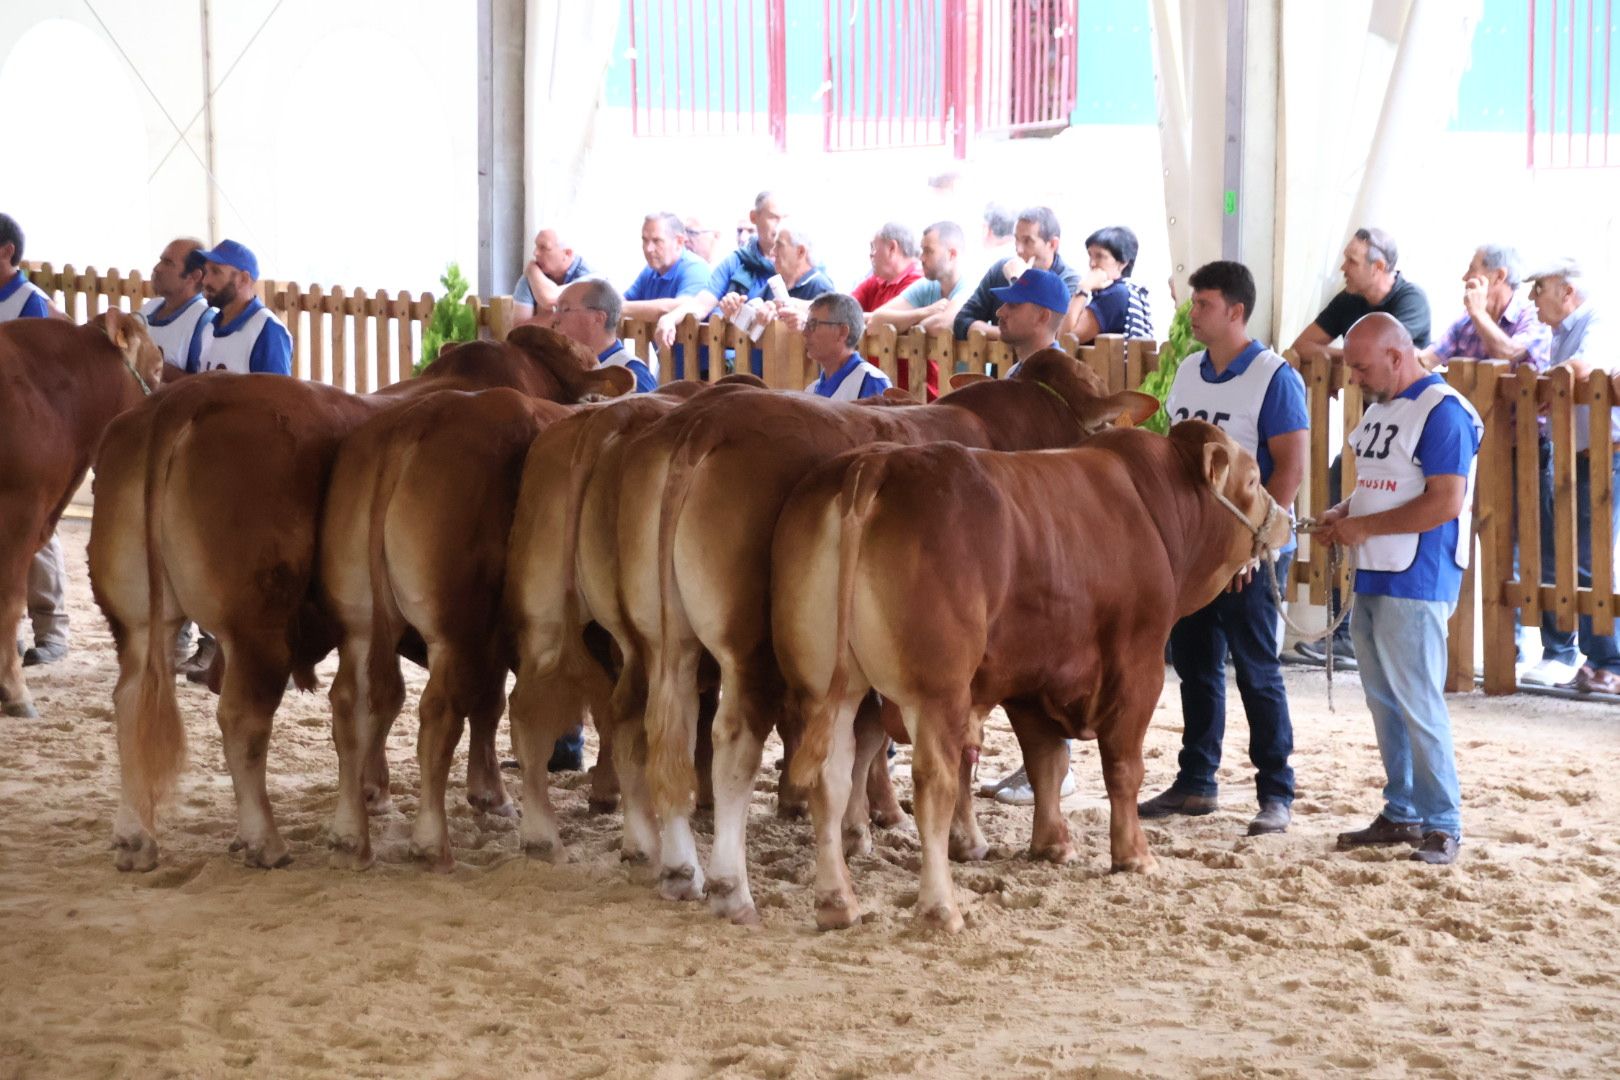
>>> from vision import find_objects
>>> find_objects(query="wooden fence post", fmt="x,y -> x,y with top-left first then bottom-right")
1548,366 -> 1578,634
1469,360 -> 1516,694
1588,371 -> 1616,636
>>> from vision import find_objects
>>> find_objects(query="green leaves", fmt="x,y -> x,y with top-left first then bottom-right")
1138,299 -> 1200,435
416,262 -> 479,374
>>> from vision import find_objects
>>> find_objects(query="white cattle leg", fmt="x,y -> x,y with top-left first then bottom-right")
216,637 -> 292,869
611,714 -> 660,876
810,693 -> 865,930
508,661 -> 584,861
408,652 -> 465,873
705,670 -> 772,925
327,633 -> 378,869
841,696 -> 891,857
645,651 -> 706,902
909,703 -> 966,933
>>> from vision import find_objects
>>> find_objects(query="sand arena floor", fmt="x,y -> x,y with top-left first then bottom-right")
3,519 -> 1618,1078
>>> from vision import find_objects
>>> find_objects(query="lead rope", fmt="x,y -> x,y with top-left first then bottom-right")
1209,489 -> 1357,712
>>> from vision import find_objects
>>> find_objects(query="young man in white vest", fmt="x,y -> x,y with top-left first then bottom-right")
0,212 -> 71,667
1139,260 -> 1309,835
195,239 -> 292,375
142,238 -> 215,372
803,292 -> 890,401
1316,313 -> 1482,866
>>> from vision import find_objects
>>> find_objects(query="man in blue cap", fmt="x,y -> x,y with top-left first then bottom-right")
975,265 -> 1081,806
991,266 -> 1071,380
194,239 -> 292,375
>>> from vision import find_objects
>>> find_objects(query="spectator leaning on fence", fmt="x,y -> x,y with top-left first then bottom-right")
681,215 -> 722,263
849,222 -> 923,313
1317,313 -> 1483,867
653,190 -> 785,350
514,227 -> 592,324
869,220 -> 971,335
0,212 -> 71,669
1521,257 -> 1620,695
1420,244 -> 1551,373
762,221 -> 835,331
1072,225 -> 1155,345
803,292 -> 890,402
142,237 -> 215,373
621,212 -> 711,322
553,277 -> 657,394
1140,259 -> 1308,838
195,240 -> 292,376
953,205 -> 1084,342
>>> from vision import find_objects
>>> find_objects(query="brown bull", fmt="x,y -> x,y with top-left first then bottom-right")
0,312 -> 165,718
320,363 -> 631,872
90,326 -> 615,872
503,375 -> 768,866
613,350 -> 1156,922
776,421 -> 1291,932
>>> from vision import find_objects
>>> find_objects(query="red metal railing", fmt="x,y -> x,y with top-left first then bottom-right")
1528,0 -> 1616,168
822,0 -> 967,153
627,0 -> 787,150
976,0 -> 1078,135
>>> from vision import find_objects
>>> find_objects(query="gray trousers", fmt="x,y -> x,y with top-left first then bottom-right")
26,531 -> 70,647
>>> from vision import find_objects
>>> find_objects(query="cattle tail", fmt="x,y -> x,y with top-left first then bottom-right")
788,450 -> 891,794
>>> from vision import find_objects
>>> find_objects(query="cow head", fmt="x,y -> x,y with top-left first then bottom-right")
1006,348 -> 1159,433
1172,419 -> 1292,598
503,324 -> 635,402
92,309 -> 163,392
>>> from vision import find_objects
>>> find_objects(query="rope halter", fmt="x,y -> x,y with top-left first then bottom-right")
1209,483 -> 1286,564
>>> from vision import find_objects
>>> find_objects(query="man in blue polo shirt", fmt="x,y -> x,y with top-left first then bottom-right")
953,206 -> 1086,341
194,239 -> 292,375
803,293 -> 889,401
1,212 -> 71,667
141,237 -> 215,372
653,190 -> 784,356
554,277 -> 657,393
1139,260 -> 1309,836
622,212 -> 709,322
514,227 -> 592,324
1318,313 -> 1482,866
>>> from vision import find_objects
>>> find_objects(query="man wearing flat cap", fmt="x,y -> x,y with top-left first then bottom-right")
1524,257 -> 1620,695
194,239 -> 292,375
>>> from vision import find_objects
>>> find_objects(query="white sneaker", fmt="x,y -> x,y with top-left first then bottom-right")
977,764 -> 1025,797
1519,657 -> 1582,687
995,769 -> 1078,806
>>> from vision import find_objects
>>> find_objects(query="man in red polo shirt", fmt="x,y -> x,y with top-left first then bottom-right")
850,222 -> 923,312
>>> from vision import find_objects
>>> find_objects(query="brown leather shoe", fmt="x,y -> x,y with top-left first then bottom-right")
1337,814 -> 1421,848
1569,664 -> 1620,696
1138,787 -> 1219,818
1410,831 -> 1460,865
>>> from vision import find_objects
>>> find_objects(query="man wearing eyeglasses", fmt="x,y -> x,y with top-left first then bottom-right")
1288,227 -> 1432,668
803,293 -> 890,402
553,277 -> 657,394
1523,258 -> 1620,695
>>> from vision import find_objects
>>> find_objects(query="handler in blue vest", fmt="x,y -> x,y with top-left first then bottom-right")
1139,260 -> 1309,836
141,238 -> 215,372
1317,313 -> 1482,866
803,292 -> 890,401
194,240 -> 292,375
1,212 -> 71,667
554,277 -> 658,393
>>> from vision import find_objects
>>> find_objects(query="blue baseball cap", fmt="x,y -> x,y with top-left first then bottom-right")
990,266 -> 1069,314
198,238 -> 259,280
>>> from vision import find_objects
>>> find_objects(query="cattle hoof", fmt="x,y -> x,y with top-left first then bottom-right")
3,700 -> 39,719
842,825 -> 873,859
915,904 -> 965,934
587,795 -> 621,815
1110,852 -> 1159,874
1031,843 -> 1078,865
522,839 -> 561,863
869,804 -> 905,829
707,882 -> 760,926
776,797 -> 810,820
242,843 -> 293,870
112,833 -> 159,873
657,865 -> 705,902
948,837 -> 989,863
327,835 -> 373,871
472,797 -> 518,820
621,853 -> 658,886
363,787 -> 394,816
814,894 -> 861,931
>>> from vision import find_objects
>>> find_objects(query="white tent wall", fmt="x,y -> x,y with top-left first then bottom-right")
0,1 -> 477,296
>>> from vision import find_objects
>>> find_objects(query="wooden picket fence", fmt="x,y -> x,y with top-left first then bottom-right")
23,262 -> 1618,696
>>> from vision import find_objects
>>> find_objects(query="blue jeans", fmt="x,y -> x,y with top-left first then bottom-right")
1539,447 -> 1620,673
1168,552 -> 1295,805
1352,594 -> 1462,837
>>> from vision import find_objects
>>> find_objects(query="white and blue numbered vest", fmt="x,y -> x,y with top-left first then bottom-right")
140,295 -> 211,367
198,305 -> 276,374
1165,347 -> 1288,458
1347,382 -> 1483,573
0,276 -> 49,321
808,358 -> 887,402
